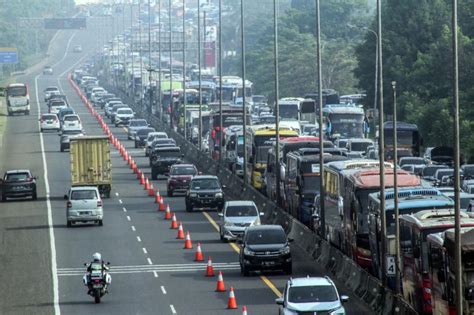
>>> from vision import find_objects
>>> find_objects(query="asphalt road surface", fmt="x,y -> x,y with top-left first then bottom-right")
0,14 -> 372,315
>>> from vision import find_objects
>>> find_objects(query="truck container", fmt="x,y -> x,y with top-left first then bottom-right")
70,136 -> 112,198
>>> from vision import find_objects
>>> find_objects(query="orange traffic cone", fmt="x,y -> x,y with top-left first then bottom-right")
125,152 -> 129,163
194,242 -> 204,261
136,168 -> 141,178
170,213 -> 178,229
227,287 -> 238,309
140,172 -> 145,185
205,256 -> 214,277
183,231 -> 193,249
215,271 -> 226,292
242,306 -> 248,315
164,205 -> 171,220
129,156 -> 134,168
155,190 -> 161,203
148,183 -> 155,196
176,222 -> 185,239
144,178 -> 150,190
159,199 -> 166,211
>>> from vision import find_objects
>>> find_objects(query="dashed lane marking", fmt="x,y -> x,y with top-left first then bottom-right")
170,305 -> 177,314
131,226 -> 136,231
119,199 -> 123,204
202,211 -> 283,297
153,271 -> 158,278
161,286 -> 167,295
137,236 -> 142,242
142,247 -> 148,254
147,258 -> 153,265
126,216 -> 131,221
123,207 -> 127,212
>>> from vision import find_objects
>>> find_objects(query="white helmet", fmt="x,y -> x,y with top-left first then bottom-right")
92,252 -> 102,262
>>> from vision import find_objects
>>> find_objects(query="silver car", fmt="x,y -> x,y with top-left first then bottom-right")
127,119 -> 149,140
218,200 -> 262,241
64,186 -> 104,227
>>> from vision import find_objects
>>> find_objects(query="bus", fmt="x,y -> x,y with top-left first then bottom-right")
400,210 -> 474,315
428,228 -> 474,315
222,125 -> 244,175
278,98 -> 304,132
6,83 -> 30,115
219,76 -> 253,104
383,121 -> 423,159
246,125 -> 298,191
313,160 -> 393,247
323,104 -> 368,140
304,89 -> 340,106
341,169 -> 421,270
368,187 -> 454,287
186,81 -> 217,104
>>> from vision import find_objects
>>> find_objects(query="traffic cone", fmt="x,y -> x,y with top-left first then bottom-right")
164,204 -> 171,220
176,222 -> 185,239
170,213 -> 178,229
130,158 -> 135,169
227,287 -> 238,309
128,154 -> 132,166
148,183 -> 155,196
140,172 -> 145,185
125,152 -> 129,163
144,178 -> 150,190
155,190 -> 161,203
136,168 -> 141,178
183,231 -> 193,249
159,198 -> 166,211
205,256 -> 214,277
194,242 -> 204,261
215,271 -> 226,292
242,306 -> 248,315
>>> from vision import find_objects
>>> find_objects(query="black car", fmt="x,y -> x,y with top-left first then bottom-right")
239,225 -> 292,276
185,175 -> 225,212
134,128 -> 156,148
150,146 -> 183,179
1,170 -> 37,201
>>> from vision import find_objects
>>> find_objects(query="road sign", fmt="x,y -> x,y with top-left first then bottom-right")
0,48 -> 18,64
386,255 -> 396,276
18,18 -> 43,29
44,18 -> 87,30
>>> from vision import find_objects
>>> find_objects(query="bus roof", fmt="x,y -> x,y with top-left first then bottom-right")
326,159 -> 393,172
383,121 -> 418,131
400,209 -> 474,230
323,105 -> 364,114
349,169 -> 420,188
370,187 -> 454,210
445,228 -> 474,255
7,83 -> 27,87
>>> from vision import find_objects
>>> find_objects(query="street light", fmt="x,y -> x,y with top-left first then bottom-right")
392,80 -> 400,295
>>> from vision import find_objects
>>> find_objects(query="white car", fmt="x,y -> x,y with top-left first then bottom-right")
61,114 -> 83,132
64,186 -> 103,227
90,87 -> 106,103
145,132 -> 168,156
44,86 -> 60,101
40,113 -> 60,132
49,100 -> 68,114
114,107 -> 134,126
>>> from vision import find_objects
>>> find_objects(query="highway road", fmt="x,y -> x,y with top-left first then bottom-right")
0,12 -> 372,315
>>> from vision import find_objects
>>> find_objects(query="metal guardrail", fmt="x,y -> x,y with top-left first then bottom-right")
101,82 -> 417,315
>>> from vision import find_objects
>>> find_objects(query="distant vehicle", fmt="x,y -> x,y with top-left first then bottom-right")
48,99 -> 68,114
44,86 -> 60,101
148,139 -> 177,163
0,170 -> 37,201
150,146 -> 183,179
323,104 -> 368,140
185,175 -> 225,212
346,138 -> 374,154
145,132 -> 168,156
61,114 -> 82,132
301,123 -> 319,136
40,113 -> 60,132
422,165 -> 449,183
134,127 -> 155,148
239,225 -> 292,276
276,276 -> 348,315
73,45 -> 83,53
166,164 -> 198,196
104,101 -> 123,117
5,83 -> 30,115
58,107 -> 75,126
127,119 -> 148,140
114,108 -> 134,127
60,130 -> 84,152
399,157 -> 428,175
218,200 -> 262,242
383,121 -> 423,159
43,66 -> 54,75
64,186 -> 103,227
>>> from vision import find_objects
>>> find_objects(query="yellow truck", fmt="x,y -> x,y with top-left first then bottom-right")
70,136 -> 112,198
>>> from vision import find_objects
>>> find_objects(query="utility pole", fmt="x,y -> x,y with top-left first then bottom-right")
451,0 -> 463,314
241,0 -> 247,185
376,0 -> 387,286
130,3 -> 135,100
392,81 -> 400,295
139,0 -> 144,112
274,0 -> 280,204
183,0 -> 187,139
218,0 -> 223,163
158,0 -> 163,122
148,0 -> 153,115
169,0 -> 173,127
198,0 -> 203,150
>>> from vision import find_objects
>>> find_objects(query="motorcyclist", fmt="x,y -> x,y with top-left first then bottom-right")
85,252 -> 110,294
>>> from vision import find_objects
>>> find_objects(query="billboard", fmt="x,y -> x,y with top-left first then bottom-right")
44,18 -> 87,29
0,48 -> 18,64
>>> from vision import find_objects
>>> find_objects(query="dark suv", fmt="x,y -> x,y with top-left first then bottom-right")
134,127 -> 155,148
1,170 -> 37,201
239,225 -> 292,276
167,164 -> 198,196
185,175 -> 225,212
150,146 -> 183,179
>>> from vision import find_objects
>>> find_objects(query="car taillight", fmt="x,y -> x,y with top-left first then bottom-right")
67,201 -> 72,208
97,200 -> 102,207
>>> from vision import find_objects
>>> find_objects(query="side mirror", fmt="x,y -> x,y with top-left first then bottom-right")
198,171 -> 202,175
288,238 -> 294,243
259,212 -> 264,216
340,295 -> 349,303
275,297 -> 284,305
218,212 -> 223,217
64,194 -> 68,200
222,185 -> 226,189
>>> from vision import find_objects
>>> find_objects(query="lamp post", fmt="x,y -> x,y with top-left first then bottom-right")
198,0 -> 202,150
392,80 -> 400,295
148,0 -> 152,115
158,0 -> 162,122
169,0 -> 173,127
183,0 -> 187,139
218,0 -> 223,164
241,0 -> 247,186
274,0 -> 280,204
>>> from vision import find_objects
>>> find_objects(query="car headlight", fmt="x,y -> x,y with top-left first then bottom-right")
244,247 -> 256,256
329,306 -> 345,315
189,193 -> 197,197
280,246 -> 291,255
215,192 -> 223,198
252,218 -> 261,226
224,221 -> 235,227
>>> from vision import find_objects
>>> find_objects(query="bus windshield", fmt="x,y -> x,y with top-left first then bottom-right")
279,104 -> 299,121
330,113 -> 364,138
7,86 -> 27,97
385,130 -> 414,146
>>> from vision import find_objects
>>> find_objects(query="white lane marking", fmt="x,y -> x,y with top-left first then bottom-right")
115,192 -> 119,196
147,258 -> 153,265
136,236 -> 141,242
142,247 -> 148,254
123,207 -> 127,212
160,286 -> 167,295
49,32 -> 77,69
153,271 -> 158,278
131,226 -> 136,231
170,305 -> 177,314
58,53 -> 88,77
119,199 -> 123,204
126,215 -> 131,221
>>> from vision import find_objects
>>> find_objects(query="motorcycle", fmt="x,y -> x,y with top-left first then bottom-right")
83,262 -> 112,303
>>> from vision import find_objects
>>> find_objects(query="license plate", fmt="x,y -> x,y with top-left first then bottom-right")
263,261 -> 275,266
92,284 -> 103,289
68,123 -> 74,126
47,121 -> 52,124
80,211 -> 91,215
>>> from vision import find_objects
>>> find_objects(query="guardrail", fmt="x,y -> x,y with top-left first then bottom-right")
100,82 -> 417,315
